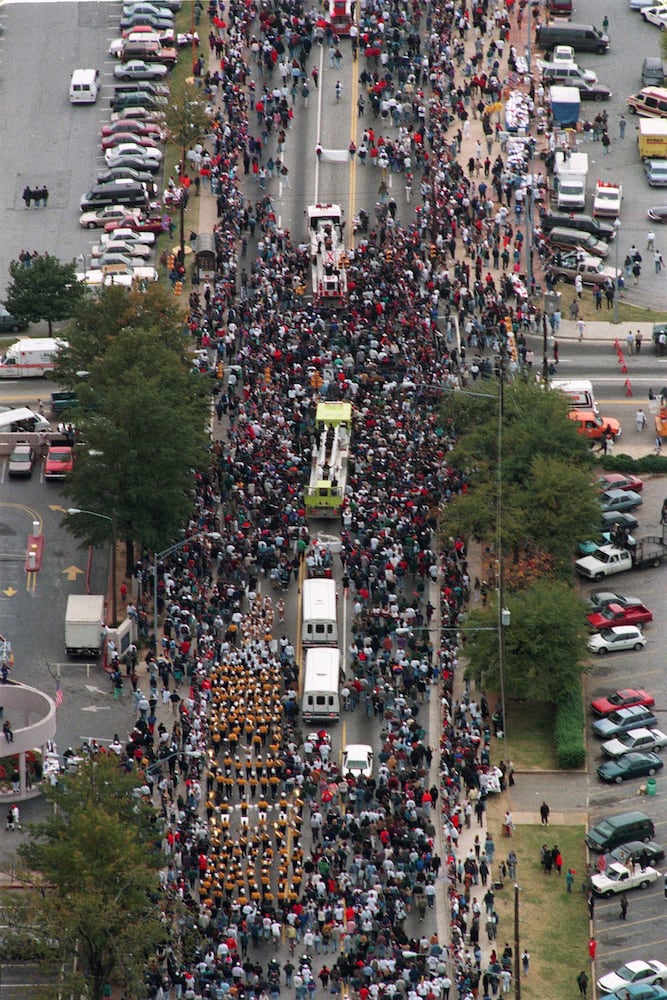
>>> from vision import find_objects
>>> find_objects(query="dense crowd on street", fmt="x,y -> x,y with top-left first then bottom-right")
96,0 -> 542,993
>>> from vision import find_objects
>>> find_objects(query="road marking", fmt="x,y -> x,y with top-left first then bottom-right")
62,565 -> 84,581
2,588 -> 16,597
81,705 -> 111,713
313,43 -> 325,203
347,27 -> 359,251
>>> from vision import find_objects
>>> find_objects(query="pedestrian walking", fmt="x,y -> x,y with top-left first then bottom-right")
619,114 -> 627,139
636,330 -> 643,353
626,329 -> 635,353
577,972 -> 589,998
619,893 -> 628,920
540,801 -> 550,825
576,318 -> 585,341
522,951 -> 530,975
588,937 -> 597,961
21,186 -> 32,208
655,435 -> 663,456
647,229 -> 656,250
636,408 -> 648,431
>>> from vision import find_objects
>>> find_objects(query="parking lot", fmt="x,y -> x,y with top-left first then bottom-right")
583,473 -> 667,975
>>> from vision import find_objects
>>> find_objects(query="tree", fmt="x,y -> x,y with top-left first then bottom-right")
462,580 -> 589,701
439,381 -> 599,576
164,80 -> 211,175
61,324 -> 210,573
4,756 -> 165,1000
5,254 -> 85,334
56,284 -> 187,386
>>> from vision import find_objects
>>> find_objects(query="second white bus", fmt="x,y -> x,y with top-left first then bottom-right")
302,578 -> 338,646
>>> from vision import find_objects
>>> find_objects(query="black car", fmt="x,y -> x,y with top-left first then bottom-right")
557,78 -> 613,101
608,840 -> 666,867
97,166 -> 158,191
113,81 -> 169,98
540,212 -> 616,241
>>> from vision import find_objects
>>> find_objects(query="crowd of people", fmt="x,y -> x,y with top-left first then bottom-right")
93,0 -> 548,992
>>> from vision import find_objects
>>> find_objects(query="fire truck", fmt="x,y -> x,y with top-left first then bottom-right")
307,204 -> 348,306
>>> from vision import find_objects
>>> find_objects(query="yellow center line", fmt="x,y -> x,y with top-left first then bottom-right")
297,558 -> 306,699
347,22 -> 360,250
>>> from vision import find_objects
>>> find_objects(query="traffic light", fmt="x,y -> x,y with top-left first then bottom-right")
385,249 -> 393,263
174,281 -> 183,296
216,362 -> 224,379
167,254 -> 175,271
430,244 -> 437,259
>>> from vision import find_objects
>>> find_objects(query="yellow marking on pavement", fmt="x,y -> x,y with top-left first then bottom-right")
62,565 -> 84,581
347,14 -> 360,251
26,572 -> 36,593
0,502 -> 42,531
49,505 -> 67,513
3,588 -> 16,597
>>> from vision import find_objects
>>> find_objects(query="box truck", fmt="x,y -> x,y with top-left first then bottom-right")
638,118 -> 667,159
65,594 -> 105,657
555,151 -> 589,210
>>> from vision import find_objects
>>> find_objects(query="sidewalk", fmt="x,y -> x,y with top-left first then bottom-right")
555,320 -> 656,344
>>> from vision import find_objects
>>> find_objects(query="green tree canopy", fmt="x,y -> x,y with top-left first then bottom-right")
6,755 -> 165,1000
5,254 -> 85,334
439,380 -> 600,576
164,81 -> 212,172
462,580 -> 589,701
61,323 -> 209,571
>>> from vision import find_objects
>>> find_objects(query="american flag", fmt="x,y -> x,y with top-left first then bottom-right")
55,681 -> 63,708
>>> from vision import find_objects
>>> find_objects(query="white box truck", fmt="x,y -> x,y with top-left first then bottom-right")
555,151 -> 588,210
65,594 -> 105,657
0,338 -> 66,378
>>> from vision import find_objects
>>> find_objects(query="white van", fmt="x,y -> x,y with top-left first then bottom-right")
551,378 -> 598,414
302,578 -> 338,646
301,647 -> 341,722
0,408 -> 51,433
69,69 -> 100,105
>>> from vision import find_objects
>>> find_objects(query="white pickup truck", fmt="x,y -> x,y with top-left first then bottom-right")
575,538 -> 667,580
590,861 -> 660,897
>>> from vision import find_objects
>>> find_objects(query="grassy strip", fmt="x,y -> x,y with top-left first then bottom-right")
555,284 -> 667,324
504,701 -> 557,770
486,809 -> 589,1000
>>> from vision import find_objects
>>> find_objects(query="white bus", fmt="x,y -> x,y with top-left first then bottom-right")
301,647 -> 341,722
302,578 -> 338,646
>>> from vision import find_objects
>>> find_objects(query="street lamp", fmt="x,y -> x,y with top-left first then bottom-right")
67,508 -> 118,627
152,532 -> 220,654
613,217 -> 622,324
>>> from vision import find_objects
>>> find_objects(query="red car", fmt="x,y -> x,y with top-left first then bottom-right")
101,120 -> 165,141
44,445 -> 74,480
587,602 -> 653,631
104,214 -> 164,236
591,688 -> 655,717
101,132 -> 162,152
597,473 -> 644,493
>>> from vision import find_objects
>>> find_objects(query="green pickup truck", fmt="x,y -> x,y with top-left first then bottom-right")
50,391 -> 79,417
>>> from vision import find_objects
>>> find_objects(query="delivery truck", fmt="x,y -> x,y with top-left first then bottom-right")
65,594 -> 105,657
555,150 -> 589,210
575,537 -> 667,580
0,338 -> 66,378
638,118 -> 667,159
549,84 -> 581,127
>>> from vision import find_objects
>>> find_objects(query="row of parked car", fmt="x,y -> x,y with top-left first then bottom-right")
74,1 -> 187,287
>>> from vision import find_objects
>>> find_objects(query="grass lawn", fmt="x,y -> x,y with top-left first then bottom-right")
485,807 -> 589,1000
556,283 -> 667,324
503,702 -> 557,771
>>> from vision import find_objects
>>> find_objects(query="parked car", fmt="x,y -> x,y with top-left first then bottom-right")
647,204 -> 667,221
92,240 -> 153,261
7,444 -> 35,478
642,5 -> 667,26
587,602 -> 653,630
560,77 -> 613,99
645,159 -> 667,186
600,511 -> 639,531
597,473 -> 644,493
591,688 -> 655,715
587,590 -> 643,611
104,214 -> 164,236
601,728 -> 667,758
100,226 -> 155,247
0,306 -> 27,333
599,964 -> 667,996
101,119 -> 165,140
599,489 -> 643,512
588,626 -> 647,655
114,59 -> 169,81
552,251 -> 622,286
608,841 -> 666,866
44,445 -> 74,480
592,705 -> 659,738
598,751 -> 664,783
79,205 -> 143,229
590,861 -> 660,895
540,212 -> 616,239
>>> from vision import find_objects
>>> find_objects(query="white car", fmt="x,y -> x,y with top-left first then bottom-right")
630,0 -> 667,10
100,226 -> 155,247
342,743 -> 374,778
593,181 -> 622,218
590,862 -> 660,896
602,728 -> 667,758
92,240 -> 153,261
79,205 -> 142,229
643,5 -> 667,25
587,626 -> 646,655
104,143 -> 162,166
598,961 -> 667,994
76,265 -> 159,287
113,60 -> 169,81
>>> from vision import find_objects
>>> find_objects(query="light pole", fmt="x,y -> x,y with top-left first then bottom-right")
613,217 -> 622,324
76,253 -> 87,283
67,508 -> 118,626
152,532 -> 220,654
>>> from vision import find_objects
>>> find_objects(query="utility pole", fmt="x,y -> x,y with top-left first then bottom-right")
514,884 -> 521,1000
